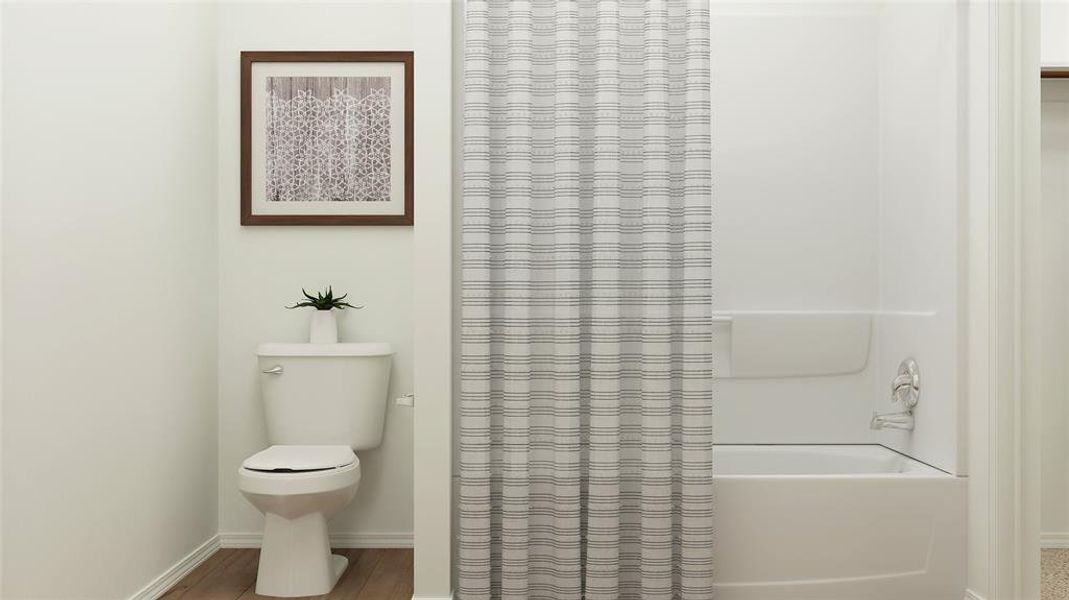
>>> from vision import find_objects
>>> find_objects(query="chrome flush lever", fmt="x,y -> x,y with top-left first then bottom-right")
262,365 -> 284,375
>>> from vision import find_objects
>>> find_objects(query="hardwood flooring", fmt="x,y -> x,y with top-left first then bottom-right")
159,548 -> 413,600
160,547 -> 1069,600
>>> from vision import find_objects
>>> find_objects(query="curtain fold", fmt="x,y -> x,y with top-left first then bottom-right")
460,2 -> 712,598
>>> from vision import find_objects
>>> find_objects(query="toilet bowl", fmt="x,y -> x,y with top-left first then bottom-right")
242,342 -> 392,597
238,445 -> 362,597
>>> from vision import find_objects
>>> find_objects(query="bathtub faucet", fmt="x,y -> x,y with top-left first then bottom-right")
870,358 -> 920,432
870,410 -> 914,431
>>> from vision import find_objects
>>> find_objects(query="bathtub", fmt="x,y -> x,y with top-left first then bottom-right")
712,445 -> 965,600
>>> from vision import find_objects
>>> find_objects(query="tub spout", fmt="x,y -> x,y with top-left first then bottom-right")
870,410 -> 914,431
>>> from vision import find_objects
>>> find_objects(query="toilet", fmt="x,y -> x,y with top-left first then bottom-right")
238,342 -> 393,598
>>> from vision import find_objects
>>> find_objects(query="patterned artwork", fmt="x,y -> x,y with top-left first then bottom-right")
264,76 -> 392,203
241,52 -> 412,225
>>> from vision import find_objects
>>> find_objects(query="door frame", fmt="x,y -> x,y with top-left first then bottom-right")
966,1 -> 1041,598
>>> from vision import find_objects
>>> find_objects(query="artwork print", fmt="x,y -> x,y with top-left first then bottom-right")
241,52 -> 413,225
264,76 -> 392,204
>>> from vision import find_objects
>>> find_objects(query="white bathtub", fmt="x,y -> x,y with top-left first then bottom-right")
712,445 -> 965,600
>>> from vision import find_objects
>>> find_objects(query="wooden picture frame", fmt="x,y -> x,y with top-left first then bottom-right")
241,51 -> 414,226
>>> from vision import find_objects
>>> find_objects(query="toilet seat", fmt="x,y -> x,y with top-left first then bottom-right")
239,445 -> 360,497
243,444 -> 355,472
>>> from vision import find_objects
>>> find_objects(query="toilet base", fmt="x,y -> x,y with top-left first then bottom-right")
254,511 -> 348,597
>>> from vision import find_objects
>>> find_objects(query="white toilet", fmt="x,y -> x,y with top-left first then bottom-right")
238,342 -> 392,598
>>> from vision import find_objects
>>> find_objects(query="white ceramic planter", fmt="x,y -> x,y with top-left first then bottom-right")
309,310 -> 338,344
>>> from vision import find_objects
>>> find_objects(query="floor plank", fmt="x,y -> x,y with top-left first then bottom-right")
353,550 -> 410,600
171,549 -> 259,600
325,548 -> 387,599
384,551 -> 414,600
159,549 -> 244,600
164,548 -> 412,600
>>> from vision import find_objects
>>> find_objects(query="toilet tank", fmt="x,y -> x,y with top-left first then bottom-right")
256,343 -> 393,451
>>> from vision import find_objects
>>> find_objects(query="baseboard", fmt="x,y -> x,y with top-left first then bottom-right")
219,531 -> 414,548
411,594 -> 454,600
964,590 -> 986,600
128,535 -> 220,600
1042,532 -> 1069,548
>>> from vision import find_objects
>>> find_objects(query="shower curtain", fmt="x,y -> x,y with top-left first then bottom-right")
459,1 -> 712,599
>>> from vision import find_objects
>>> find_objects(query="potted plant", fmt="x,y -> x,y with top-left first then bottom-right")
286,287 -> 364,343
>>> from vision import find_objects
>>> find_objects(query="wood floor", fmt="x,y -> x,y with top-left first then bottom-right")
159,548 -> 413,600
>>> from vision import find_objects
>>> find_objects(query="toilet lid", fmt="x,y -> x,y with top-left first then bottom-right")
242,445 -> 356,472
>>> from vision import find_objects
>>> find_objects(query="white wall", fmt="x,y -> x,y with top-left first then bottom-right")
215,8 -> 453,595
2,2 -> 452,596
1043,0 -> 1069,67
0,3 -> 220,598
411,1 -> 454,595
1040,80 -> 1069,544
215,1 -> 431,542
710,3 -> 881,445
873,0 -> 961,475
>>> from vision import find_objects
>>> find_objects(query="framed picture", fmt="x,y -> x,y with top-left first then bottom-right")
241,51 -> 414,225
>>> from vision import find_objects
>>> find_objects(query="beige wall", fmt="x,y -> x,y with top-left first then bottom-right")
1,3 -> 220,598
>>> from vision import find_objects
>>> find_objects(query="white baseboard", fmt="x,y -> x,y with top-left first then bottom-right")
1042,532 -> 1069,548
128,535 -> 220,600
219,531 -> 414,548
411,595 -> 454,600
964,590 -> 986,600
124,531 -> 413,600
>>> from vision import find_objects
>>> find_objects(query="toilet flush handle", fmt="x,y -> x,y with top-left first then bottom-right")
262,365 -> 284,375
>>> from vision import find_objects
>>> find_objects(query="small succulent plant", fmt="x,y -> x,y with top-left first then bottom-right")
286,287 -> 364,311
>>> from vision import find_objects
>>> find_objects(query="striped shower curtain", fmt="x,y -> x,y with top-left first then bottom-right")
459,1 -> 713,599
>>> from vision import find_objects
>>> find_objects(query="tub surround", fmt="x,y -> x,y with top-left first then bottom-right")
711,1 -> 963,477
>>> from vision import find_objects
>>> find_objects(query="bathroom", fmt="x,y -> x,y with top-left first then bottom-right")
0,1 -> 1059,600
